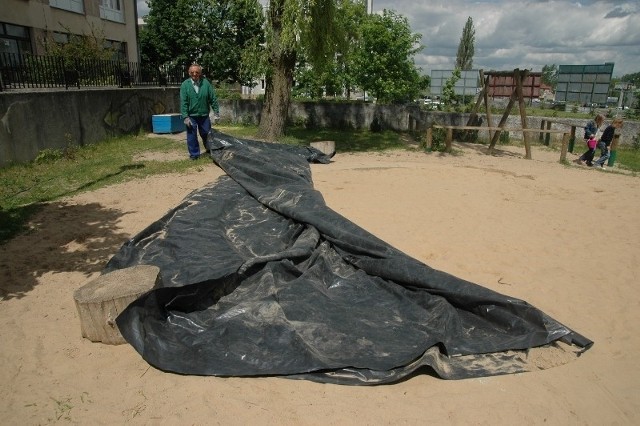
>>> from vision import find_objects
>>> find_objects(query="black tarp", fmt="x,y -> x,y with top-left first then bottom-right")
107,130 -> 592,385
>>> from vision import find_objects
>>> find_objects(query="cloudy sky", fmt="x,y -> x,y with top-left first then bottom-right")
136,0 -> 640,78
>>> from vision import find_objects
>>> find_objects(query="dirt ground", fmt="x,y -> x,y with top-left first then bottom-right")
1,134 -> 639,425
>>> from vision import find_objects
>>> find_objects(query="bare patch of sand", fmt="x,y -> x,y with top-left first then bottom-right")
1,142 -> 639,424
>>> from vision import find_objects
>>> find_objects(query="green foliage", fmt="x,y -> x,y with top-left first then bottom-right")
455,17 -> 475,71
0,126 -> 414,244
426,128 -> 446,151
619,71 -> 640,87
215,83 -> 242,100
0,136 -> 202,243
140,0 -> 264,85
32,23 -> 118,85
40,24 -> 116,64
541,64 -> 558,89
300,0 -> 338,69
34,145 -> 79,163
281,127 -> 407,152
499,130 -> 510,145
294,0 -> 369,100
352,9 -> 424,103
632,132 -> 640,151
441,68 -> 461,109
616,145 -> 640,172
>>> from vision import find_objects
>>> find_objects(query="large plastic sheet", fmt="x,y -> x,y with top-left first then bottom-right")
108,131 -> 592,384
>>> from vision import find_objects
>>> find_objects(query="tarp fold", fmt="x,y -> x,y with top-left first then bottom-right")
108,131 -> 592,384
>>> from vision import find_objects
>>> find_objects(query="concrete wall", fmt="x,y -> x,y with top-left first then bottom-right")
1,87 -> 638,166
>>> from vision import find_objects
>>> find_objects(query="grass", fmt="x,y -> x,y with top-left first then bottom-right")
1,124 -> 638,245
222,125 -> 411,152
615,145 -> 640,172
0,126 -> 411,244
0,135 -> 199,243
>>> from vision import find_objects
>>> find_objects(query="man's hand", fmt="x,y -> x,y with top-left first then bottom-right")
184,117 -> 192,128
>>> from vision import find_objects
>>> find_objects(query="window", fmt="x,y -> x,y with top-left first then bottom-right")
103,40 -> 127,61
49,0 -> 84,14
0,22 -> 32,57
100,0 -> 124,23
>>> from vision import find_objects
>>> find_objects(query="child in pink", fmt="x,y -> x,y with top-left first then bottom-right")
580,134 -> 598,166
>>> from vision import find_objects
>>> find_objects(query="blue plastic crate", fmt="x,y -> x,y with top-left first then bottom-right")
152,113 -> 183,134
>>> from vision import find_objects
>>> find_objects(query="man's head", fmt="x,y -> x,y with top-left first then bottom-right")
189,64 -> 202,81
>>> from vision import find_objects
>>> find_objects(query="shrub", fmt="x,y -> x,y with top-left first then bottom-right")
499,130 -> 510,145
632,132 -> 640,151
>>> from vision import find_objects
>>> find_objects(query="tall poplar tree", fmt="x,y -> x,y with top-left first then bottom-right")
541,64 -> 558,90
455,17 -> 475,71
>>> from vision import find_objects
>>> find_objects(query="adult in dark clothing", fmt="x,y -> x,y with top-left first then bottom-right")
593,118 -> 624,169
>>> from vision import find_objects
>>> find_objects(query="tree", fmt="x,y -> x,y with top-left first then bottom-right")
541,64 -> 558,89
140,0 -> 264,86
257,0 -> 338,140
455,17 -> 475,71
441,68 -> 461,110
325,0 -> 368,99
619,71 -> 640,87
293,0 -> 368,100
201,0 -> 265,85
351,9 -> 424,103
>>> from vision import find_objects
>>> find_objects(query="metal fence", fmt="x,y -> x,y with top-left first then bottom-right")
0,53 -> 189,91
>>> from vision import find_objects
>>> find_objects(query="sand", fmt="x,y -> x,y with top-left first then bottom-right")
1,135 -> 639,424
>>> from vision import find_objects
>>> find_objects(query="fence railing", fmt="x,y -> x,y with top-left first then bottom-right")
0,53 -> 188,91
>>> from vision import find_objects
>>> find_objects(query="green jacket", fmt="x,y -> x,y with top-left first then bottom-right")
180,77 -> 220,118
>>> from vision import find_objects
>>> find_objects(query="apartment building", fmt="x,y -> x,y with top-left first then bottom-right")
0,0 -> 139,62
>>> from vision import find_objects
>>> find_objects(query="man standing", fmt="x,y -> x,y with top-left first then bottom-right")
180,64 -> 220,160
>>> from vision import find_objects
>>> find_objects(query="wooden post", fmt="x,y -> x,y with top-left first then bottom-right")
446,128 -> 453,153
73,265 -> 160,345
568,126 -> 576,153
539,120 -> 546,143
482,73 -> 493,142
544,121 -> 552,146
466,70 -> 485,126
488,69 -> 520,153
425,127 -> 433,151
608,134 -> 621,167
516,69 -> 531,159
560,132 -> 570,163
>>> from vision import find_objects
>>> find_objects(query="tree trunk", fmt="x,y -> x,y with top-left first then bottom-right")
257,0 -> 296,141
257,52 -> 295,141
73,265 -> 160,345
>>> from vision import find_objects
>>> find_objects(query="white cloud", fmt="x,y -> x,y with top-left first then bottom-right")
135,0 -> 640,77
374,0 -> 640,76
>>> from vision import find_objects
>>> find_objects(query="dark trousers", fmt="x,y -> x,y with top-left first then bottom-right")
185,116 -> 212,158
578,139 -> 596,165
593,141 -> 610,167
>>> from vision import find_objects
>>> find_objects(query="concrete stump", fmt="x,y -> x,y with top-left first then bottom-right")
73,265 -> 160,345
310,140 -> 335,157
